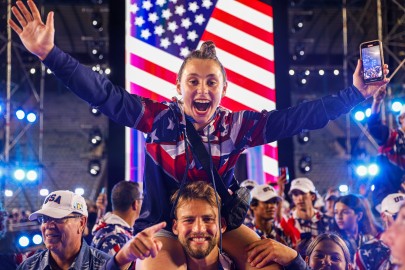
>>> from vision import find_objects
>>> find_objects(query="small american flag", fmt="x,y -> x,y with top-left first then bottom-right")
125,0 -> 278,183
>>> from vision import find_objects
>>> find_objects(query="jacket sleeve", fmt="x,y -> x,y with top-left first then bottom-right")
42,46 -> 168,132
284,253 -> 310,270
368,113 -> 390,146
264,85 -> 365,143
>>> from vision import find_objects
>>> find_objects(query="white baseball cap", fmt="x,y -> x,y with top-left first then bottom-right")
251,185 -> 282,202
29,190 -> 88,221
240,179 -> 257,190
380,193 -> 405,215
289,177 -> 316,195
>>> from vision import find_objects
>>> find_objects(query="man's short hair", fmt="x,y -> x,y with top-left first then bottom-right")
171,181 -> 221,218
111,181 -> 142,212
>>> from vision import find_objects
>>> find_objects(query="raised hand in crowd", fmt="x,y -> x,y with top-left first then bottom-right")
9,0 -> 55,60
113,222 -> 166,268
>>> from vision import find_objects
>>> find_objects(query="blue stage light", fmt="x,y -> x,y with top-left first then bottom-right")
354,111 -> 365,121
339,184 -> 349,193
32,234 -> 43,245
16,109 -> 25,120
18,236 -> 30,247
355,165 -> 368,177
26,112 -> 37,123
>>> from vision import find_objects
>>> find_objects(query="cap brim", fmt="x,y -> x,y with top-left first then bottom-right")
255,194 -> 282,202
29,208 -> 73,221
288,187 -> 310,195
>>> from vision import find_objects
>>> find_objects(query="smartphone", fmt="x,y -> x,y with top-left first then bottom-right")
279,166 -> 289,184
360,40 -> 384,84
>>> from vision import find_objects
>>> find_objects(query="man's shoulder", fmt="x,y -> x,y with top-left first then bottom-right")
17,250 -> 47,270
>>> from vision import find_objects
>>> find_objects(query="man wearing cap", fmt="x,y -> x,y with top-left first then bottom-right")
279,178 -> 335,250
241,179 -> 258,226
17,190 -> 111,270
354,193 -> 404,270
246,185 -> 292,246
369,86 -> 405,207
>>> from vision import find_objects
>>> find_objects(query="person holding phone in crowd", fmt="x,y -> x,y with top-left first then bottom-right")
9,1 -> 389,269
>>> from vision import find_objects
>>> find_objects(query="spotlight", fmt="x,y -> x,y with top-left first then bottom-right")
32,234 -> 43,245
354,111 -> 365,121
368,163 -> 379,176
391,101 -> 403,112
26,112 -> 37,123
89,128 -> 102,146
5,190 -> 13,197
40,189 -> 49,196
333,69 -> 340,75
88,160 -> 101,176
91,11 -> 103,31
299,155 -> 312,173
289,69 -> 295,76
18,236 -> 30,247
75,188 -> 85,196
13,169 -> 25,181
291,16 -> 305,33
365,108 -> 371,117
90,107 -> 101,116
339,184 -> 349,193
29,68 -> 36,75
292,42 -> 306,61
16,109 -> 25,120
298,130 -> 310,144
26,170 -> 38,181
355,165 -> 367,177
318,69 -> 325,76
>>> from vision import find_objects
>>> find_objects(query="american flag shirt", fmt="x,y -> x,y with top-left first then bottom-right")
91,212 -> 134,256
245,219 -> 292,247
280,209 -> 336,248
355,237 -> 394,270
43,45 -> 366,234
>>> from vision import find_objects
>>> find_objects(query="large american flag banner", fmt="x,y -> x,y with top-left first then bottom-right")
124,0 -> 278,184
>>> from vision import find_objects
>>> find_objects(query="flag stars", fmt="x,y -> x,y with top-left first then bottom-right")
181,18 -> 192,29
160,37 -> 172,49
141,29 -> 152,40
128,3 -> 139,14
169,0 -> 177,3
194,14 -> 205,25
167,21 -> 179,32
142,0 -> 153,11
156,0 -> 167,7
187,30 -> 198,42
162,8 -> 173,20
202,0 -> 213,9
135,16 -> 146,27
174,5 -> 186,16
154,25 -> 165,36
180,47 -> 191,58
188,2 -> 199,13
167,118 -> 175,130
148,12 -> 159,24
173,34 -> 185,45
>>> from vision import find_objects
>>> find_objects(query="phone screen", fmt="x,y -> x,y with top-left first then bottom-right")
361,41 -> 383,83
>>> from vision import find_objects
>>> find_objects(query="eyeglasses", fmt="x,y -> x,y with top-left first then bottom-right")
37,215 -> 82,224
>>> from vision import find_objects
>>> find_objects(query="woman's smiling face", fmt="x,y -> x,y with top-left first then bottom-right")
177,58 -> 227,130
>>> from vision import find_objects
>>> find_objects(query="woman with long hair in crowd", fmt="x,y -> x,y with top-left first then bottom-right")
334,194 -> 380,259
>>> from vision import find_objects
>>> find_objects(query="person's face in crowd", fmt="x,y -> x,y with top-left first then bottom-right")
173,199 -> 225,260
306,239 -> 349,270
334,202 -> 361,233
176,59 -> 227,130
291,190 -> 315,212
382,206 -> 405,266
40,214 -> 87,256
251,198 -> 279,221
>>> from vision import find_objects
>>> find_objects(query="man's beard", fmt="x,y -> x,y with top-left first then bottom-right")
181,235 -> 217,259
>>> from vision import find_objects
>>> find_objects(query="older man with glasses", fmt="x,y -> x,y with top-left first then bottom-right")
17,190 -> 111,270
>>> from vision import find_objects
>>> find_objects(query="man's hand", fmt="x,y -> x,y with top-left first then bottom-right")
246,238 -> 298,268
9,0 -> 55,60
114,222 -> 166,267
353,59 -> 390,99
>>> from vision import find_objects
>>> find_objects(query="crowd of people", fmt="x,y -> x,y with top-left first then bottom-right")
3,0 -> 404,269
